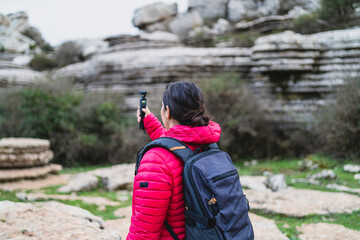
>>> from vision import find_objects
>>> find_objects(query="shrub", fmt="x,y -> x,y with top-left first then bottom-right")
318,0 -> 357,28
29,54 -> 58,71
55,41 -> 83,67
316,78 -> 360,160
0,79 -> 144,166
196,73 -> 317,160
293,13 -> 327,34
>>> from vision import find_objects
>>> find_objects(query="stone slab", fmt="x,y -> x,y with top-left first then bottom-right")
0,164 -> 62,182
0,150 -> 53,168
0,201 -> 121,240
249,213 -> 288,240
297,223 -> 360,240
0,174 -> 70,191
245,187 -> 360,217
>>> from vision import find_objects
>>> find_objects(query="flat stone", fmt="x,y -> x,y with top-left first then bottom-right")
326,183 -> 360,194
240,176 -> 267,191
249,213 -> 288,240
0,174 -> 70,191
0,201 -> 121,240
0,138 -> 50,153
0,164 -> 62,182
139,30 -> 180,43
16,192 -> 121,206
297,223 -> 360,240
310,169 -> 336,180
245,187 -> 360,217
0,150 -> 54,168
58,172 -> 99,193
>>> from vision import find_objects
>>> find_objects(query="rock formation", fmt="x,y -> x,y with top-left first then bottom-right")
0,138 -> 61,181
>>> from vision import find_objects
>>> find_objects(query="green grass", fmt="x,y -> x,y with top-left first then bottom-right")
0,189 -> 20,202
60,164 -> 114,174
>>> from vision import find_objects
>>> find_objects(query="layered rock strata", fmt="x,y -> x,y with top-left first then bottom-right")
0,138 -> 61,181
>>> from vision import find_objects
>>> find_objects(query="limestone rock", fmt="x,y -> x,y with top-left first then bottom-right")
133,2 -> 177,28
287,6 -> 310,19
188,0 -> 228,19
213,18 -> 231,35
106,206 -> 133,240
0,201 -> 122,240
326,183 -> 360,194
279,0 -> 321,14
355,174 -> 360,180
0,25 -> 36,53
249,213 -> 289,240
244,187 -> 360,216
228,0 -> 280,22
139,30 -> 180,43
143,17 -> 174,33
0,174 -> 70,191
23,26 -> 45,46
297,223 -> 360,240
264,174 -> 287,191
291,178 -> 320,185
235,15 -> 294,33
58,173 -> 99,193
240,176 -> 267,191
0,68 -> 43,88
169,11 -> 203,38
310,169 -> 336,180
0,138 -> 50,153
7,11 -> 30,34
0,150 -> 54,168
12,54 -> 33,65
0,13 -> 10,26
0,164 -> 62,182
343,164 -> 360,173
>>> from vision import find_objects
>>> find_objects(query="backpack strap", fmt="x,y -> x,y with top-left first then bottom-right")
135,137 -> 194,175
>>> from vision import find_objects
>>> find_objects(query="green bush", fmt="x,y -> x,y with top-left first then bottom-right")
317,78 -> 360,160
318,0 -> 357,28
196,73 -> 316,160
29,55 -> 58,71
0,79 -> 144,166
293,13 -> 327,34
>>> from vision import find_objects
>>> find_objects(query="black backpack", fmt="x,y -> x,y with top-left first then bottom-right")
136,137 -> 254,240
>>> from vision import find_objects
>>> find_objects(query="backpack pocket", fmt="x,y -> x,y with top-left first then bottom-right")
186,224 -> 220,240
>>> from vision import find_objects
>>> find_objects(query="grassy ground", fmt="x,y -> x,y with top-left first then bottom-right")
1,154 -> 359,239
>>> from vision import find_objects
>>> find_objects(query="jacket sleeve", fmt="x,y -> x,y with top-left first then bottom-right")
127,150 -> 173,240
144,113 -> 167,140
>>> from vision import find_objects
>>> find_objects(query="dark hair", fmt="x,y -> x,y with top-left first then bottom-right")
162,81 -> 209,127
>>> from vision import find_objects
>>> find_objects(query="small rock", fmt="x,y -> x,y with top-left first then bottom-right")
139,30 -> 180,43
343,164 -> 360,173
117,194 -> 130,202
354,174 -> 360,180
311,169 -> 336,180
264,174 -> 287,192
326,183 -> 360,194
97,205 -> 106,211
58,173 -> 99,193
212,18 -> 231,35
263,171 -> 273,176
291,178 -> 320,185
286,6 -> 310,19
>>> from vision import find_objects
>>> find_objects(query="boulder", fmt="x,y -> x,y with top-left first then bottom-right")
0,13 -> 10,26
0,68 -> 43,88
7,11 -> 30,33
58,173 -> 99,193
212,18 -> 231,35
133,2 -> 177,28
139,30 -> 180,43
0,25 -> 36,53
343,164 -> 360,173
287,6 -> 310,18
143,17 -> 174,33
169,11 -> 204,38
0,201 -> 121,240
188,0 -> 228,19
23,26 -> 45,46
240,176 -> 267,191
355,174 -> 360,180
228,0 -> 280,22
264,174 -> 287,191
0,164 -> 62,182
279,0 -> 321,14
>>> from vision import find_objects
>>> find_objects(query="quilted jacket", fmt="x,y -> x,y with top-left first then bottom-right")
127,113 -> 221,240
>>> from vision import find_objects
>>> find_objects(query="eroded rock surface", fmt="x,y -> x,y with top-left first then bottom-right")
297,223 -> 360,240
245,187 -> 360,217
0,201 -> 122,240
249,213 -> 288,240
0,164 -> 62,181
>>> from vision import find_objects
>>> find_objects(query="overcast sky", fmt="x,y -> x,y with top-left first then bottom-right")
1,0 -> 188,46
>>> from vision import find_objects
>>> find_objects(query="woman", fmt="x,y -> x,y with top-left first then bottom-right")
127,81 -> 221,240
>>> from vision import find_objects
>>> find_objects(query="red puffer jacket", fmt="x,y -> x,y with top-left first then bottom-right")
127,113 -> 221,240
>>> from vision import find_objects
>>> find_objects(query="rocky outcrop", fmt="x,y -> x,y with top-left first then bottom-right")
0,201 -> 122,240
169,11 -> 204,38
228,0 -> 280,22
188,0 -> 228,20
133,2 -> 177,30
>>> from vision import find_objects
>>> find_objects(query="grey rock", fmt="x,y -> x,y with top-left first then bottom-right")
0,201 -> 122,239
143,17 -> 174,33
355,174 -> 360,180
12,54 -> 33,65
0,13 -> 10,26
169,11 -> 203,38
58,173 -> 99,193
343,164 -> 360,173
235,15 -> 294,33
0,164 -> 62,182
212,18 -> 231,35
7,11 -> 29,33
279,0 -> 321,14
291,178 -> 320,185
326,183 -> 360,194
265,174 -> 287,191
139,30 -> 180,43
286,6 -> 310,18
133,2 -> 177,27
228,0 -> 280,22
0,25 -> 36,53
310,169 -> 336,180
240,176 -> 268,191
23,26 -> 45,46
188,0 -> 228,19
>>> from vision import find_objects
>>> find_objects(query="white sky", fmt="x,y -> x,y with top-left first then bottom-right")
1,0 -> 188,45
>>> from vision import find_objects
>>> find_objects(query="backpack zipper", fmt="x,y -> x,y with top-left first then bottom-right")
211,170 -> 238,183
